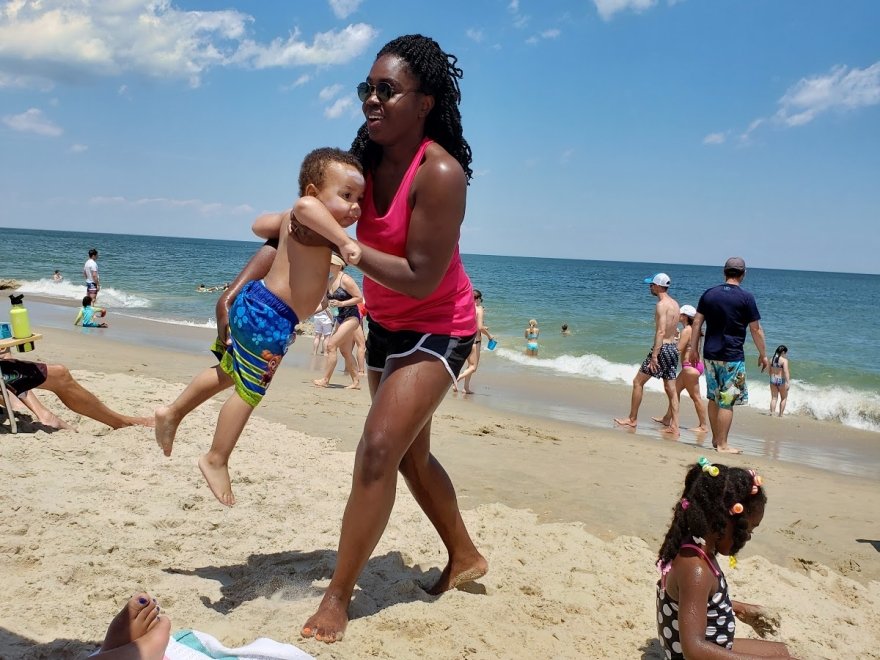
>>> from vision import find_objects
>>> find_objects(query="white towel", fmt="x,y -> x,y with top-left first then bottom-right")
165,629 -> 314,660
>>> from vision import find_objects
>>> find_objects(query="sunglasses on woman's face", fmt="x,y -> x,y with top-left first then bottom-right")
357,81 -> 419,103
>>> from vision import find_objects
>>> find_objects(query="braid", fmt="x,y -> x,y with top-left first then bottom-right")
350,34 -> 473,182
658,462 -> 767,565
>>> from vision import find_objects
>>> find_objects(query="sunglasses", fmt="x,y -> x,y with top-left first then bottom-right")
357,81 -> 420,103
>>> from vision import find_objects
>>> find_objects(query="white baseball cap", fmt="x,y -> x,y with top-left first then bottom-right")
644,273 -> 671,287
680,304 -> 697,318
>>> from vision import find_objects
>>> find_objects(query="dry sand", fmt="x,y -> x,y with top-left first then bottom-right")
1,328 -> 879,659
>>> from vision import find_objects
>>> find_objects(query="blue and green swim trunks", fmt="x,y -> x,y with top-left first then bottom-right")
704,359 -> 748,409
220,280 -> 298,407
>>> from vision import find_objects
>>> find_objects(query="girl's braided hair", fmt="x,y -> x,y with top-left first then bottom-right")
350,34 -> 473,182
658,462 -> 766,565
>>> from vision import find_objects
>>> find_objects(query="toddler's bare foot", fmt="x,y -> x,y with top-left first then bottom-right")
427,553 -> 488,595
302,592 -> 349,644
198,454 -> 235,506
154,406 -> 180,456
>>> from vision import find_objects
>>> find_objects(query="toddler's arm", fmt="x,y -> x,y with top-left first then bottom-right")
292,196 -> 361,264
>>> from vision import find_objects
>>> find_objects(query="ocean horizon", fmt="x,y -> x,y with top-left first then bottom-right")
2,226 -> 879,436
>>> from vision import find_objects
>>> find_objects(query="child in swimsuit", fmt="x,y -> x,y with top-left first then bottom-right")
769,345 -> 790,417
524,318 -> 540,356
74,295 -> 108,328
656,459 -> 794,659
153,147 -> 364,506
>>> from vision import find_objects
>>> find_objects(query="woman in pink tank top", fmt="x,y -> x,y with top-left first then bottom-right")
302,35 -> 487,644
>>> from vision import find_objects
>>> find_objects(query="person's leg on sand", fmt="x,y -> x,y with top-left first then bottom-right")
682,372 -> 708,432
93,592 -> 170,660
302,353 -> 486,643
770,382 -> 779,416
314,318 -> 359,388
14,391 -> 74,430
659,378 -> 680,436
155,365 -> 232,456
338,334 -> 361,389
713,405 -> 740,453
40,365 -> 154,430
198,394 -> 254,506
615,371 -> 650,428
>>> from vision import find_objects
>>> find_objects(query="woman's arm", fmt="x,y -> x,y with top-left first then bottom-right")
355,149 -> 467,299
782,358 -> 791,382
252,212 -> 288,240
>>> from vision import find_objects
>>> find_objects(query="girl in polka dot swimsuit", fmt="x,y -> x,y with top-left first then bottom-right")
655,459 -> 795,659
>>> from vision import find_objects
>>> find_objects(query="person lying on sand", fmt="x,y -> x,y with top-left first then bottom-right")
1,354 -> 153,430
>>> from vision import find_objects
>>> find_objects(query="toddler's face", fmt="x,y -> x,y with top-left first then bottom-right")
316,162 -> 365,228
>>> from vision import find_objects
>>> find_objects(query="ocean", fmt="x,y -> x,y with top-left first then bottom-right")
2,226 -> 879,435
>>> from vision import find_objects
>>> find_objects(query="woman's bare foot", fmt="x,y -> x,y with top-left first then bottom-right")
198,454 -> 235,506
312,378 -> 329,388
462,388 -> 475,395
691,425 -> 708,433
659,425 -> 680,437
716,445 -> 743,454
344,380 -> 360,390
96,592 -> 170,660
613,417 -> 637,428
301,592 -> 349,644
651,415 -> 671,426
427,553 -> 489,595
154,405 -> 180,456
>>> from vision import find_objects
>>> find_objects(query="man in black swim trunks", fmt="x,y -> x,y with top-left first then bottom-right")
1,356 -> 153,430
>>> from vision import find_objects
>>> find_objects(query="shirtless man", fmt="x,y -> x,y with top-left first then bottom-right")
614,273 -> 681,435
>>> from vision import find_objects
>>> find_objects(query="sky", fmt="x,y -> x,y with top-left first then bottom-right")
1,0 -> 878,274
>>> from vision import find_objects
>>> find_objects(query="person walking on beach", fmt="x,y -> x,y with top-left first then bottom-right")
652,304 -> 709,433
312,255 -> 363,389
154,147 -> 364,506
525,319 -> 540,356
300,34 -> 487,644
688,257 -> 768,454
455,288 -> 494,394
769,345 -> 790,417
615,273 -> 681,435
83,248 -> 100,302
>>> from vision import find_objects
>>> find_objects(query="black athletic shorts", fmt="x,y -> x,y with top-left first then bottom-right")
1,360 -> 48,397
366,319 -> 476,383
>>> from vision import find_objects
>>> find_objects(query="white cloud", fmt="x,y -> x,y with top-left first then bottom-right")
69,143 -> 88,153
774,62 -> 880,127
541,29 -> 561,39
465,28 -> 484,43
2,108 -> 62,136
319,83 -> 343,101
89,195 -> 253,215
281,74 -> 311,91
324,97 -> 353,119
0,2 -> 377,87
328,0 -> 362,19
702,132 -> 727,145
508,0 -> 520,12
593,0 -> 658,21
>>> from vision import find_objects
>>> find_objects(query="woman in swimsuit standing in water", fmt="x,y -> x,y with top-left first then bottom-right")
300,34 -> 487,644
524,318 -> 540,356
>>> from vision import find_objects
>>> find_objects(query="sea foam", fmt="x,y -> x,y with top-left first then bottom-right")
15,278 -> 151,308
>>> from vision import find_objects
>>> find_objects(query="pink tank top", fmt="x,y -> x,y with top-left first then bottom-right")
357,138 -> 477,336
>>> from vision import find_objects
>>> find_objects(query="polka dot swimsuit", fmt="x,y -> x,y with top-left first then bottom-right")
656,543 -> 735,659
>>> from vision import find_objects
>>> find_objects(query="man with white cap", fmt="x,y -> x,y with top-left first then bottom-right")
614,273 -> 681,434
688,257 -> 768,453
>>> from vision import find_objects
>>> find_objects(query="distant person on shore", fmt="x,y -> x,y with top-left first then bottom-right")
688,257 -> 768,454
154,147 -> 363,506
615,273 -> 681,435
52,269 -> 63,282
561,323 -> 571,336
83,248 -> 100,302
653,304 -> 708,433
455,289 -> 494,394
312,255 -> 363,389
525,319 -> 540,356
310,299 -> 334,356
769,345 -> 790,417
74,295 -> 109,328
1,353 -> 153,430
656,459 -> 793,658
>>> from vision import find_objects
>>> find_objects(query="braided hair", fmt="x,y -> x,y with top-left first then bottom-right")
350,34 -> 473,182
658,462 -> 766,565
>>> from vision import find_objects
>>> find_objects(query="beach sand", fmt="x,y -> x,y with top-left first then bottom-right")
1,327 -> 879,659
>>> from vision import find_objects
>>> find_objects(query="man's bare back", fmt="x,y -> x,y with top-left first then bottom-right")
656,295 -> 680,343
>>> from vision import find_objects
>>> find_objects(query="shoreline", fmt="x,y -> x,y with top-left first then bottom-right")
2,319 -> 880,658
18,297 -> 880,481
